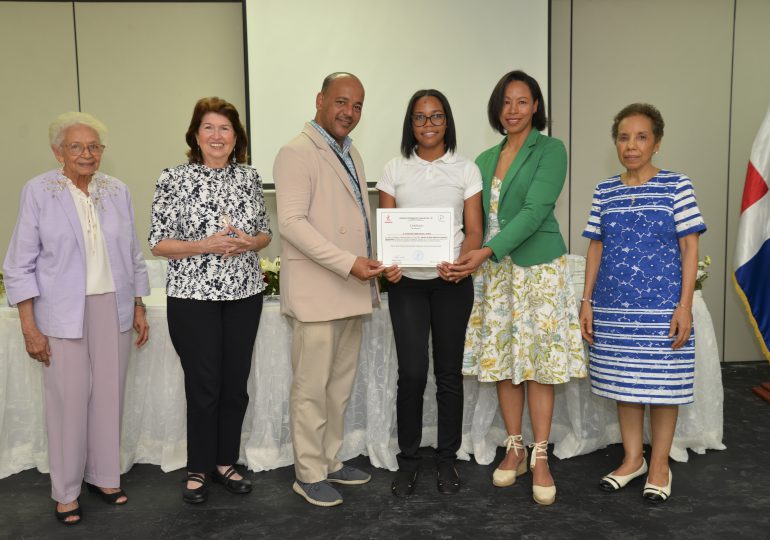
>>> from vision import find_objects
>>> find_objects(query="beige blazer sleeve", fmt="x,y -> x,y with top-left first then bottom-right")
274,124 -> 375,322
274,142 -> 358,277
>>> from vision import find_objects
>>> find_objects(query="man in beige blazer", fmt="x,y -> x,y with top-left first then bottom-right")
274,72 -> 382,507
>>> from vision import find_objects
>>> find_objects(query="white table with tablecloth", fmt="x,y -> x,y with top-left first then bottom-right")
0,256 -> 725,480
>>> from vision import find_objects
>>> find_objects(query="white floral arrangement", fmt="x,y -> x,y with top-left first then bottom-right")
695,255 -> 711,291
260,256 -> 280,295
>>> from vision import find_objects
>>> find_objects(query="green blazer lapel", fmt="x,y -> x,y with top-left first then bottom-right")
499,129 -> 540,204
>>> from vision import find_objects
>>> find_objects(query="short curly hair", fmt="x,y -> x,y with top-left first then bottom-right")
49,112 -> 107,147
611,103 -> 664,141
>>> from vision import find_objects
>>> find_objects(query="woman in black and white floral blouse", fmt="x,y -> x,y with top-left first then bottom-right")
149,97 -> 271,504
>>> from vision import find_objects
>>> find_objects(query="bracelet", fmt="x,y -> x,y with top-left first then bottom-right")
675,302 -> 691,311
581,298 -> 593,305
134,300 -> 146,309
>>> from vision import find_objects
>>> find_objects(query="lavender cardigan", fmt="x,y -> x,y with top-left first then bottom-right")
3,170 -> 150,339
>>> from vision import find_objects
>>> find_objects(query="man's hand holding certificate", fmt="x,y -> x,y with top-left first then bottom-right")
377,208 -> 454,267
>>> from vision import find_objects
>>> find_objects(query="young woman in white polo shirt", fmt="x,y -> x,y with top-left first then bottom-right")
377,89 -> 483,497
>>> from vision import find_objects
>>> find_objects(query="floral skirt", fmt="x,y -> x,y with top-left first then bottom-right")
462,255 -> 587,384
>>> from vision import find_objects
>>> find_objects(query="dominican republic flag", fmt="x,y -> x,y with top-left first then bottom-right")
734,104 -> 770,362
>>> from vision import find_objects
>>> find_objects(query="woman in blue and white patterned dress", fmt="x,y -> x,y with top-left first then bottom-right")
580,103 -> 706,504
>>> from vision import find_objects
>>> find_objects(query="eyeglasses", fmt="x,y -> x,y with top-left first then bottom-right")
412,113 -> 446,127
61,143 -> 106,156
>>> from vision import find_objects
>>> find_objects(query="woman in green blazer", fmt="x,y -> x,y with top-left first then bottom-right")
450,70 -> 586,505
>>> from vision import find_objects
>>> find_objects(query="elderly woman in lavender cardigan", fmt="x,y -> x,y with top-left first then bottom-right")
2,112 -> 150,526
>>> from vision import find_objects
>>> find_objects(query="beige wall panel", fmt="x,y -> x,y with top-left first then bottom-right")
0,2 -> 79,260
724,0 -> 770,362
550,0 -> 572,250
74,1 -> 245,258
569,0 -> 733,358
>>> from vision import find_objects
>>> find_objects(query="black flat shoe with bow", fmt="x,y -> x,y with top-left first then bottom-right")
437,463 -> 460,494
391,469 -> 418,498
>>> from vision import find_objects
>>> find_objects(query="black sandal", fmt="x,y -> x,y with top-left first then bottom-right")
182,473 -> 208,504
85,482 -> 128,505
55,500 -> 82,525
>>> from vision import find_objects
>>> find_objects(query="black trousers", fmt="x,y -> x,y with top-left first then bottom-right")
387,276 -> 474,471
167,293 -> 263,472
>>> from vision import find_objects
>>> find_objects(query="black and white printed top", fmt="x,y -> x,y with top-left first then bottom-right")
149,162 -> 272,300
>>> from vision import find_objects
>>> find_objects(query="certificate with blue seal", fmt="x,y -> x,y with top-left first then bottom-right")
376,208 -> 453,267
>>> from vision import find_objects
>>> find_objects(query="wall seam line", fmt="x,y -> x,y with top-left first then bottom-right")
722,0 -> 738,362
72,1 -> 81,111
241,0 -> 252,166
